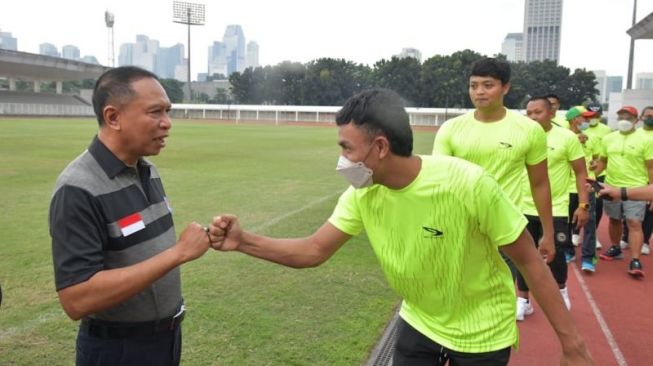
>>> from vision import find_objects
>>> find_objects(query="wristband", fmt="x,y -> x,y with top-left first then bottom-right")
621,187 -> 628,201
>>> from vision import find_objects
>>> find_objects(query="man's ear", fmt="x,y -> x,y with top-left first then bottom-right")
502,82 -> 511,96
375,136 -> 391,159
103,105 -> 121,131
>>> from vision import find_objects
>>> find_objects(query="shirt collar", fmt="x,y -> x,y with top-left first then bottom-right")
88,135 -> 151,179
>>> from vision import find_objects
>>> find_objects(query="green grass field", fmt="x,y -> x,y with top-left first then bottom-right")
0,118 -> 436,365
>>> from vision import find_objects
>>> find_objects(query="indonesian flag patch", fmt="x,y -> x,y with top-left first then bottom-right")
118,212 -> 146,237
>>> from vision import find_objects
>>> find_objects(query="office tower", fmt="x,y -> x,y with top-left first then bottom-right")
501,33 -> 523,61
523,0 -> 563,63
0,30 -> 17,50
247,41 -> 259,69
39,43 -> 59,57
636,72 -> 653,90
156,43 -> 185,79
81,55 -> 99,64
62,45 -> 81,60
397,47 -> 422,62
118,43 -> 134,66
223,25 -> 246,75
208,41 -> 228,77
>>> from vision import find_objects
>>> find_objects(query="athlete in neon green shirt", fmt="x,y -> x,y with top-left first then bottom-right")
596,106 -> 653,277
207,89 -> 592,365
433,57 -> 555,264
515,97 -> 588,321
546,94 -> 569,129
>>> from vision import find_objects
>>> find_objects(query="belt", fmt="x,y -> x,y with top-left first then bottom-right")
80,309 -> 185,339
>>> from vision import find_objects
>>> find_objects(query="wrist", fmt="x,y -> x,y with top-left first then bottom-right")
578,202 -> 589,210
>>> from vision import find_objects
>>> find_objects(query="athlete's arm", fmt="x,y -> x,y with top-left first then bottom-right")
570,157 -> 589,229
594,157 -> 607,177
526,160 -> 555,263
209,215 -> 351,268
502,230 -> 593,364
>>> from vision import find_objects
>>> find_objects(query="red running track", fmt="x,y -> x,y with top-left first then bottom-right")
510,215 -> 652,365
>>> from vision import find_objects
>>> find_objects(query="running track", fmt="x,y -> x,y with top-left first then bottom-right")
510,215 -> 652,365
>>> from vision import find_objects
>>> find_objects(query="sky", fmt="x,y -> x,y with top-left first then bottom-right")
2,0 -> 653,82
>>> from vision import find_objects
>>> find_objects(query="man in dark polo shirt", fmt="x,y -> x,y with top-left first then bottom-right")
49,66 -> 216,365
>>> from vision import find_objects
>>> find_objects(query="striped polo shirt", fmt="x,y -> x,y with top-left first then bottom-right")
49,136 -> 180,322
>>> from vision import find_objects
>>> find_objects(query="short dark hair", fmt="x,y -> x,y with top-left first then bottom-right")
469,57 -> 511,85
527,96 -> 552,110
642,106 -> 653,117
335,88 -> 413,157
545,93 -> 560,102
92,66 -> 160,126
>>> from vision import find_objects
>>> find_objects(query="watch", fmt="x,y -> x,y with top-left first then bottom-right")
578,202 -> 589,210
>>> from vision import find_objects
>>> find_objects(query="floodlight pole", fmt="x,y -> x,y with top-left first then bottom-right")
627,0 -> 637,90
187,7 -> 192,100
173,1 -> 205,102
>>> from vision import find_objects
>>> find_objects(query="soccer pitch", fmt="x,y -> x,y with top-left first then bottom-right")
0,118 -> 435,365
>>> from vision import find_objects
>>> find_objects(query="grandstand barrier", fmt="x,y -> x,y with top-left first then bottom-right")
0,102 -> 94,116
170,104 -> 469,127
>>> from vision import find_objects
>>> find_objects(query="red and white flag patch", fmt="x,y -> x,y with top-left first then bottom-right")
118,212 -> 146,237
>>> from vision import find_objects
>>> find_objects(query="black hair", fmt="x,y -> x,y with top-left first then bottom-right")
527,96 -> 552,110
641,106 -> 653,117
469,57 -> 511,85
335,88 -> 413,157
92,66 -> 160,126
544,93 -> 560,102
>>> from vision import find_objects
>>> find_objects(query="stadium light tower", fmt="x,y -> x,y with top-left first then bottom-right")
105,11 -> 115,67
173,1 -> 205,102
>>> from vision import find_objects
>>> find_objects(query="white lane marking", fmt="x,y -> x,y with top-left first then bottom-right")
250,191 -> 341,232
571,264 -> 628,366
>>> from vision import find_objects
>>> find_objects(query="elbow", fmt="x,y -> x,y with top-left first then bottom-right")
57,290 -> 87,321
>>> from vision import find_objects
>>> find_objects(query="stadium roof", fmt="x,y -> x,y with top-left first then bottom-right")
627,11 -> 653,39
0,49 -> 109,81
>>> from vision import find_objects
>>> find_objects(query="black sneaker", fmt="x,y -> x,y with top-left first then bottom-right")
628,259 -> 645,278
600,245 -> 624,261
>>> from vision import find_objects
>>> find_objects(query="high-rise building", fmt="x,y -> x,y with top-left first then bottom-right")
62,45 -> 80,60
246,41 -> 259,69
39,43 -> 59,57
0,30 -> 17,51
208,41 -> 228,77
523,0 -> 563,63
396,47 -> 422,62
156,43 -> 185,79
606,76 -> 623,97
118,43 -> 134,66
81,55 -> 99,64
118,35 -> 185,79
501,33 -> 523,62
591,70 -> 623,104
636,72 -> 653,90
223,25 -> 246,75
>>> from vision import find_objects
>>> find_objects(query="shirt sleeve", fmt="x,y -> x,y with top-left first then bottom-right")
49,185 -> 106,290
567,133 -> 585,162
473,174 -> 527,247
525,124 -> 548,166
432,121 -> 453,156
328,187 -> 364,236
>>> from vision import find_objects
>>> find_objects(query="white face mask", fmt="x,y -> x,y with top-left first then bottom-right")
617,119 -> 634,133
336,155 -> 374,188
589,119 -> 599,126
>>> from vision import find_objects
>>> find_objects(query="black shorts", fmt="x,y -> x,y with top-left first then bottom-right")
393,317 -> 510,366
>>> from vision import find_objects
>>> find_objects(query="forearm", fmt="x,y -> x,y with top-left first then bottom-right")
624,185 -> 653,201
575,171 -> 589,203
532,181 -> 554,237
238,232 -> 329,269
58,247 -> 185,320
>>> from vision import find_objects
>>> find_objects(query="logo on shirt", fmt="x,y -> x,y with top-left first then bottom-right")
423,226 -> 444,238
118,212 -> 146,237
499,142 -> 513,148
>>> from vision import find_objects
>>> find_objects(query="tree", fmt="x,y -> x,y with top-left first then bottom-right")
421,50 -> 484,108
302,58 -> 371,105
372,57 -> 422,106
159,79 -> 184,103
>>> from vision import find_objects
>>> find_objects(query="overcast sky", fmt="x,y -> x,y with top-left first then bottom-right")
2,0 -> 653,82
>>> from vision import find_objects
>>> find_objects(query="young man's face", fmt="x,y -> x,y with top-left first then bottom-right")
546,98 -> 560,113
526,100 -> 554,126
641,108 -> 653,121
468,76 -> 510,110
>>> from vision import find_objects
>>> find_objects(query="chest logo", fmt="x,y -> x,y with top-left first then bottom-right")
423,226 -> 444,238
118,212 -> 146,237
499,142 -> 513,148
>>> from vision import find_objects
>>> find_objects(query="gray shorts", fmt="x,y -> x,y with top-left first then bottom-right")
603,199 -> 647,221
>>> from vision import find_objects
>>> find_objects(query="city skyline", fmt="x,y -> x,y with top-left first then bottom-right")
1,0 -> 653,82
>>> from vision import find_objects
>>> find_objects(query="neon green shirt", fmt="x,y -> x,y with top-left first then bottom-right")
433,110 -> 547,208
523,126 -> 584,217
328,155 -> 525,353
600,129 -> 653,187
567,134 -> 599,192
552,115 -> 569,129
584,121 -> 612,178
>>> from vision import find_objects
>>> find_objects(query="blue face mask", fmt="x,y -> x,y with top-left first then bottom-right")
579,122 -> 590,131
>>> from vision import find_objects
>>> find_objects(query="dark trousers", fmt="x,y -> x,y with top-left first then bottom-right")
76,324 -> 181,366
393,317 -> 510,366
517,215 -> 569,291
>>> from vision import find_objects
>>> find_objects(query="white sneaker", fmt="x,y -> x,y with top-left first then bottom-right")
516,297 -> 534,321
596,240 -> 602,249
572,234 -> 580,246
620,240 -> 629,250
560,287 -> 571,310
642,244 -> 650,255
